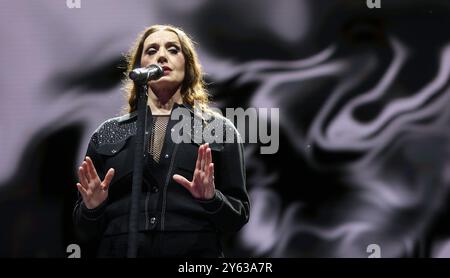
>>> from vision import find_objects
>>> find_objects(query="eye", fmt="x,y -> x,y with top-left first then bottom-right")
168,46 -> 180,54
146,47 -> 157,55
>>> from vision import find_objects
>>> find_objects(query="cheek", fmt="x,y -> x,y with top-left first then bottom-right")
176,56 -> 186,69
177,67 -> 186,81
177,58 -> 186,77
140,56 -> 150,67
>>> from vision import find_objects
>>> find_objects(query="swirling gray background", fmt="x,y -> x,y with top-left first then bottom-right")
1,0 -> 450,257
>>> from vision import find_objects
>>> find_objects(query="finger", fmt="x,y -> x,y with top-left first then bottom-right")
205,147 -> 212,172
173,174 -> 192,191
200,145 -> 205,171
205,160 -> 211,180
76,183 -> 88,198
195,145 -> 203,170
209,163 -> 215,184
101,168 -> 115,190
200,144 -> 207,172
78,166 -> 89,187
205,162 -> 214,182
81,161 -> 91,182
85,156 -> 99,180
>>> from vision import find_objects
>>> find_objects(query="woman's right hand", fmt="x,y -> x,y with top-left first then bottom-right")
76,156 -> 115,209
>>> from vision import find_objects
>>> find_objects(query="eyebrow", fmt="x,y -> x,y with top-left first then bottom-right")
145,41 -> 181,49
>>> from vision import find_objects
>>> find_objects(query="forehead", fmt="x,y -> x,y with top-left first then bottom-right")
144,30 -> 181,46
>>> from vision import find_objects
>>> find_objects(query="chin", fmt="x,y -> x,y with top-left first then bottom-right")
149,79 -> 182,89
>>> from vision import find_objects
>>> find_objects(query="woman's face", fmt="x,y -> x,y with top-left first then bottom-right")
140,30 -> 186,89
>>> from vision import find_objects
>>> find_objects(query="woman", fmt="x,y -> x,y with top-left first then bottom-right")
72,25 -> 249,257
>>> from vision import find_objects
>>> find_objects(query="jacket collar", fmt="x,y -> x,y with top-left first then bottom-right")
117,102 -> 206,124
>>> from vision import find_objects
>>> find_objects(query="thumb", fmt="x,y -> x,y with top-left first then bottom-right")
173,174 -> 191,191
101,168 -> 115,190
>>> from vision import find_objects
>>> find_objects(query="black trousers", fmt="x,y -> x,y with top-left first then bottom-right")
96,231 -> 224,258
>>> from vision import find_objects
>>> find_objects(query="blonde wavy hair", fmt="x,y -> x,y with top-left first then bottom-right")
122,25 -> 210,113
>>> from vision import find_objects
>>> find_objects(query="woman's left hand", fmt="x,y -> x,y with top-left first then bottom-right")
173,143 -> 215,200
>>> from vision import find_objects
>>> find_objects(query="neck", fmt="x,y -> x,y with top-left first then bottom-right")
147,87 -> 183,115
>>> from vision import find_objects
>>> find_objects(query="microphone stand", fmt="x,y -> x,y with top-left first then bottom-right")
127,80 -> 148,258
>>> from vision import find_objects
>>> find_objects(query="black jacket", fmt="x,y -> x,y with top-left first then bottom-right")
72,103 -> 249,256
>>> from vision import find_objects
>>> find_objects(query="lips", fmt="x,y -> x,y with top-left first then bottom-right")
160,66 -> 171,76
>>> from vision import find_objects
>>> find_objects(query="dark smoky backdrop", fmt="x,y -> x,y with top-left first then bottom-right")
1,0 -> 450,257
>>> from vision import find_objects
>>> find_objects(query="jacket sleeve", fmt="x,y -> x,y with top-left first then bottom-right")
197,122 -> 250,235
72,135 -> 109,242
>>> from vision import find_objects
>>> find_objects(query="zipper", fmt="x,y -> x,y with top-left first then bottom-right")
161,143 -> 179,230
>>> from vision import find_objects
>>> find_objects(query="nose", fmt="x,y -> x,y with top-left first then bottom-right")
156,49 -> 168,64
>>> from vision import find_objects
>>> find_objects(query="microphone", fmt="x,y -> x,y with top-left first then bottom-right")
129,64 -> 164,83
